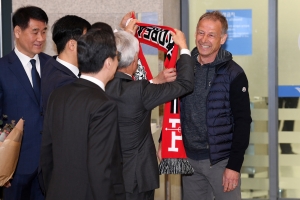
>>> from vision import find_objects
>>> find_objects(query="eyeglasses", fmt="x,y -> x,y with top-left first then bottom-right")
116,51 -> 121,62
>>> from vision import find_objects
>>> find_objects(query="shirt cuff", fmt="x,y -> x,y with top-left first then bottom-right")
126,18 -> 133,27
180,49 -> 191,56
149,79 -> 153,83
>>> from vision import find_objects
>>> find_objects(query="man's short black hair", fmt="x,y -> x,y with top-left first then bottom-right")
52,15 -> 91,54
91,22 -> 114,35
12,6 -> 48,30
77,29 -> 116,74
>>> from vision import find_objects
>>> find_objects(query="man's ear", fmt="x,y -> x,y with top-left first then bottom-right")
14,26 -> 21,39
220,34 -> 228,45
68,39 -> 77,51
104,57 -> 113,70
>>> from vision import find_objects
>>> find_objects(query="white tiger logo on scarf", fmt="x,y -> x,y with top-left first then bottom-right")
134,59 -> 147,80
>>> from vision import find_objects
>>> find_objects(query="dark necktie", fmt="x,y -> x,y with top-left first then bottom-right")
30,59 -> 41,103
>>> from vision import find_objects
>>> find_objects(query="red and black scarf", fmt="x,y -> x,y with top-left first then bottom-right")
132,16 -> 193,175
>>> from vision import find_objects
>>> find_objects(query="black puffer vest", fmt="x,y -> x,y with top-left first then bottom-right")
182,47 -> 245,165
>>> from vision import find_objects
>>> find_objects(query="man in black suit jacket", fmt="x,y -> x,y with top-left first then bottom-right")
41,15 -> 91,113
105,30 -> 194,200
0,6 -> 50,200
39,29 -> 125,200
42,15 -> 174,114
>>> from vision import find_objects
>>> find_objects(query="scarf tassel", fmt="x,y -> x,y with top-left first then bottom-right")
159,158 -> 194,175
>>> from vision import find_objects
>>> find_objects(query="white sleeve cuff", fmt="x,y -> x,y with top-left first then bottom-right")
125,18 -> 133,27
180,49 -> 191,56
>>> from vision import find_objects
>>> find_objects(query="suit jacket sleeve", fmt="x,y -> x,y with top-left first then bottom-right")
39,93 -> 54,194
142,54 -> 194,110
87,100 -> 122,199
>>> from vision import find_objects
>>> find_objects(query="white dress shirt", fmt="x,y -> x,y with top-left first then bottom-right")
80,75 -> 105,91
14,47 -> 40,87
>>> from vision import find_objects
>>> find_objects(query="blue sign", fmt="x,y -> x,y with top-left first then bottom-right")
208,9 -> 252,55
278,86 -> 300,97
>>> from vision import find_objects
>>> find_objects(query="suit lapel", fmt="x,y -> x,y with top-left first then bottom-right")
40,53 -> 50,76
7,51 -> 39,105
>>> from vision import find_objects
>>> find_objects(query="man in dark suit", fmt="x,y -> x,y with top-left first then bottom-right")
41,15 -> 91,113
41,14 -> 172,114
105,30 -> 194,200
0,6 -> 50,200
40,29 -> 125,200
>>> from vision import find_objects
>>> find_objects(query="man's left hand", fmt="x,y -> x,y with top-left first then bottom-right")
222,168 -> 239,192
152,68 -> 177,84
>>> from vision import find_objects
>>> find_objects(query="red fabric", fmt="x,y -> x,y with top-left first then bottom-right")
135,22 -> 179,71
161,99 -> 187,158
132,14 -> 187,159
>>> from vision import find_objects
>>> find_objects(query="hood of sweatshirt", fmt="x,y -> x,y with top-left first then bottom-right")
191,46 -> 232,67
191,47 -> 232,89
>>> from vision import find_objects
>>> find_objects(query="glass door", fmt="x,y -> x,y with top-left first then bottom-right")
277,0 -> 300,198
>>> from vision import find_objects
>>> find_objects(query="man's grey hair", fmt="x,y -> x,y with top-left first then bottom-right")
114,30 -> 139,69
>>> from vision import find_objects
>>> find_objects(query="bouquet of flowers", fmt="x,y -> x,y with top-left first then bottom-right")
0,115 -> 15,142
0,116 -> 24,186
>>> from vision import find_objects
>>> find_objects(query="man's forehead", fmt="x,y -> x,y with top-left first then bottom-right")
28,19 -> 47,26
27,20 -> 47,30
197,20 -> 222,31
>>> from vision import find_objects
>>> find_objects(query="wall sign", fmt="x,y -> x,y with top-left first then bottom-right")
208,9 -> 252,55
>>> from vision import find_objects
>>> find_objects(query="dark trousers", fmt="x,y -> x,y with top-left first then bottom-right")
3,170 -> 44,200
125,182 -> 154,200
278,97 -> 299,153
